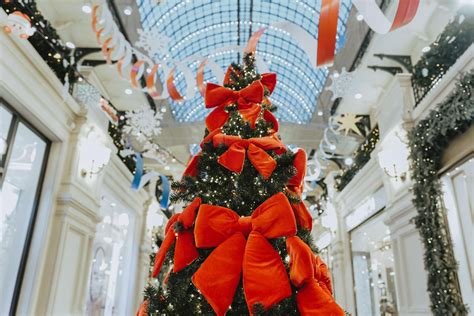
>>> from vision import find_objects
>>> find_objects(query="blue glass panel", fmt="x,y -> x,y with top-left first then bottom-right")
136,0 -> 352,123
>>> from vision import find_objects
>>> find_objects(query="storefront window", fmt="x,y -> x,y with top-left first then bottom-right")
350,213 -> 398,316
0,102 -> 49,314
86,193 -> 136,316
441,158 -> 473,312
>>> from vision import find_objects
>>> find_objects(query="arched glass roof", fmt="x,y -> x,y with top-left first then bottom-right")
136,0 -> 352,124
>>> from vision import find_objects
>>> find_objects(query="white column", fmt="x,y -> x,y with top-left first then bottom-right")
35,110 -> 107,315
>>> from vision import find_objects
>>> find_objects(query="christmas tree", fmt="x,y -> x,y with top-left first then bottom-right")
137,53 -> 344,316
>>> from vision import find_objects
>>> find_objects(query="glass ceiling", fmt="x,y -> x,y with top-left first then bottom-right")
136,0 -> 352,124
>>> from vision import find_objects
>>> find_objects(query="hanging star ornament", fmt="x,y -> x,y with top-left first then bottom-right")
325,67 -> 356,101
335,113 -> 363,136
135,28 -> 170,58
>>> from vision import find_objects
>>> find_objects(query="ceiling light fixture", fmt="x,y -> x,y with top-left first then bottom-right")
125,88 -> 133,95
422,46 -> 431,53
356,14 -> 364,21
317,111 -> 324,116
354,93 -> 362,99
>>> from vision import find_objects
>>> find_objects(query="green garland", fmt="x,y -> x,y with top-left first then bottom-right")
2,1 -> 76,85
411,7 -> 474,89
335,126 -> 379,191
408,70 -> 473,316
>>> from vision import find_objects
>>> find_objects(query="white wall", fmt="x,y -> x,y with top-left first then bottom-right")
0,9 -> 150,315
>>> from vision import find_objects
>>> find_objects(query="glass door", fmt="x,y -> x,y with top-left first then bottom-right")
441,158 -> 473,312
350,212 -> 398,316
0,101 -> 50,314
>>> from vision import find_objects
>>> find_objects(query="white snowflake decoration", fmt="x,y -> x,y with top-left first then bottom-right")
135,28 -> 170,58
123,108 -> 163,142
325,67 -> 356,101
74,83 -> 101,107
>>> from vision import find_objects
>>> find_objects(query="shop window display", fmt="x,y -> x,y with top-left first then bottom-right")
86,193 -> 136,316
350,212 -> 398,316
441,157 -> 474,312
0,102 -> 49,314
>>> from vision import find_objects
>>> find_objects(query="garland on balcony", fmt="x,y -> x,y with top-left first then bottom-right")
334,126 -> 379,191
411,7 -> 474,89
408,70 -> 473,316
2,1 -> 76,85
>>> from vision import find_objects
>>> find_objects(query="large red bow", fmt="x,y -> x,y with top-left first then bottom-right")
212,130 -> 286,179
204,73 -> 278,132
286,236 -> 345,315
152,198 -> 201,277
192,193 -> 296,315
286,149 -> 313,231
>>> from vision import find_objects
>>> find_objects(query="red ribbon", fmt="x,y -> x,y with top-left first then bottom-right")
152,198 -> 201,277
212,129 -> 287,179
192,193 -> 296,315
317,0 -> 340,66
182,153 -> 200,178
286,149 -> 313,231
136,300 -> 148,316
182,127 -> 285,179
204,73 -> 277,132
286,236 -> 345,315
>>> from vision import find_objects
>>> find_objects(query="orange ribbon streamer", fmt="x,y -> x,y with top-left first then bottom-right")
390,0 -> 420,31
286,236 -> 345,315
130,60 -> 145,88
196,59 -> 207,97
204,73 -> 277,132
152,198 -> 201,277
245,27 -> 266,53
167,66 -> 185,102
211,130 -> 286,179
317,0 -> 340,66
146,64 -> 163,99
192,193 -> 296,315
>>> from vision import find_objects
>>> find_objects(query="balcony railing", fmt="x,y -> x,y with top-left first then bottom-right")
411,8 -> 474,106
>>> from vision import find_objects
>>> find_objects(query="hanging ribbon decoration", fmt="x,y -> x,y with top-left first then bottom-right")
317,0 -> 340,66
196,59 -> 207,97
247,0 -> 420,68
131,153 -> 144,191
352,0 -> 420,33
158,174 -> 170,209
90,1 -> 420,102
245,27 -> 267,53
166,66 -> 184,102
